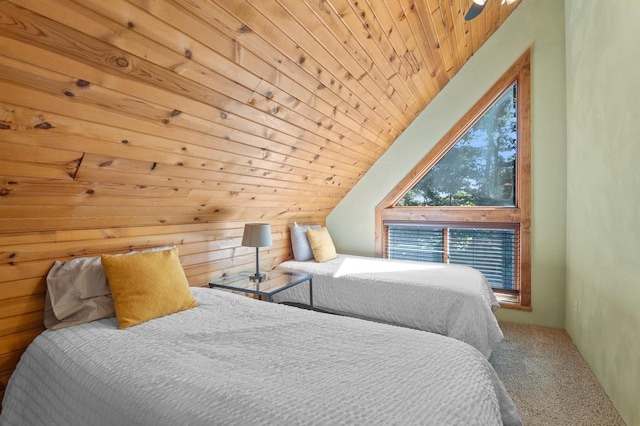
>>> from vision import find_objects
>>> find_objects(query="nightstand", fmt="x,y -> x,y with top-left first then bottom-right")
209,271 -> 313,308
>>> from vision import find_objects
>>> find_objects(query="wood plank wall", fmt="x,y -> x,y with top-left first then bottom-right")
0,0 -> 521,404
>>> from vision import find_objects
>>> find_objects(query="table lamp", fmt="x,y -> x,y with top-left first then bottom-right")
242,223 -> 272,282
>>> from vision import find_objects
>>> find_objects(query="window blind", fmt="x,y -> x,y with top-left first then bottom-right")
386,224 -> 518,291
449,228 -> 516,291
387,225 -> 444,263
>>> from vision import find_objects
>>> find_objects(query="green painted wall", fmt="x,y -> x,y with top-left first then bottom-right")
564,1 -> 640,425
327,0 -> 567,328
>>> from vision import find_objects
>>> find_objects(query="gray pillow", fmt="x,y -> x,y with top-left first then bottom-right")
44,255 -> 114,330
290,222 -> 321,261
44,246 -> 175,330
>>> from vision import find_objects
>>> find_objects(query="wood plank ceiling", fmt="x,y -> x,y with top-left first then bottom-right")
0,0 -> 524,229
0,0 -> 521,400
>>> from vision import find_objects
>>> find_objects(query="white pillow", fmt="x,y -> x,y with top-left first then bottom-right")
290,222 -> 320,261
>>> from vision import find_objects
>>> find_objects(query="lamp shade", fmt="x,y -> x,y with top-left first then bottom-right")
241,223 -> 272,248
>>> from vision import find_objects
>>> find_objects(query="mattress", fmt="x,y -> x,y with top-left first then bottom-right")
275,254 -> 504,358
0,288 -> 520,426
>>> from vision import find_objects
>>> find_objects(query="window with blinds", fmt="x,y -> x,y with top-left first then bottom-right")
376,52 -> 530,308
387,224 -> 518,291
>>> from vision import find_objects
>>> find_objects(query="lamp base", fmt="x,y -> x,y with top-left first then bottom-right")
249,273 -> 266,282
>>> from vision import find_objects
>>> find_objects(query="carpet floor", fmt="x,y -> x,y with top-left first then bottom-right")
490,322 -> 626,426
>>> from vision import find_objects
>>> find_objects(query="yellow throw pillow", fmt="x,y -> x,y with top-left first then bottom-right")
101,247 -> 197,329
306,227 -> 338,263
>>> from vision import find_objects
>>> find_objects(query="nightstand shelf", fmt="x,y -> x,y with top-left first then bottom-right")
209,270 -> 313,308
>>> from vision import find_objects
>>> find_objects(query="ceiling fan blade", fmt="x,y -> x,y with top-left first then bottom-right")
464,2 -> 487,21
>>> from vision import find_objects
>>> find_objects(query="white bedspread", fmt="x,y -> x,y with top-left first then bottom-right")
0,288 -> 520,426
275,254 -> 503,358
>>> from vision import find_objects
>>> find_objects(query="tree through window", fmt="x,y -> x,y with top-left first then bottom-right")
397,83 -> 517,207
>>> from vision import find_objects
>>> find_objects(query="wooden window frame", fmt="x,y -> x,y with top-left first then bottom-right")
375,50 -> 531,310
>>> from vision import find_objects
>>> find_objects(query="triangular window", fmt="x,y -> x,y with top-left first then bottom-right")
397,83 -> 517,207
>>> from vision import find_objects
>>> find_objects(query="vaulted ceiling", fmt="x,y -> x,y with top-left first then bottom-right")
0,0 -> 522,278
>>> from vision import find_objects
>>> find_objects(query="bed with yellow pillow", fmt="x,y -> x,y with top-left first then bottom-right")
276,223 -> 504,358
0,246 -> 521,426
